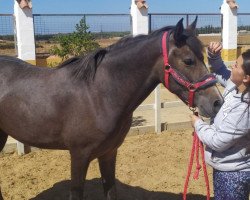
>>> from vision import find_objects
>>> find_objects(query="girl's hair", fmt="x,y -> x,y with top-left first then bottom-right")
241,49 -> 250,104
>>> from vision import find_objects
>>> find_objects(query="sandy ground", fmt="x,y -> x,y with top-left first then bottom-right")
0,129 -> 216,200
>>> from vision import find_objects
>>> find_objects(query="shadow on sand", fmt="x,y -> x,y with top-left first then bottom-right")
132,116 -> 146,127
31,178 -> 213,200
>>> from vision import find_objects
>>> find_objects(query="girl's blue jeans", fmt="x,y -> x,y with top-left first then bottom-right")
213,169 -> 250,200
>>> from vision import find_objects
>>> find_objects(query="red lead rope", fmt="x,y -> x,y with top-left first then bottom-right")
183,131 -> 210,200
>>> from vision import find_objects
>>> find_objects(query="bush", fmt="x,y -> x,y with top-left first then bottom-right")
50,17 -> 100,60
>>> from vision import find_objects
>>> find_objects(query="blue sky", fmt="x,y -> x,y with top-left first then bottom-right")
0,0 -> 249,14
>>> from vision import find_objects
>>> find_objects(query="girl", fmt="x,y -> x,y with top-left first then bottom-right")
190,42 -> 250,200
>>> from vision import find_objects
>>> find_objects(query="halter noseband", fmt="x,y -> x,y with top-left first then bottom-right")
162,31 -> 217,108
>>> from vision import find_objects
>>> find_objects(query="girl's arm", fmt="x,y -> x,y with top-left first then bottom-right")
194,106 -> 249,152
207,42 -> 231,87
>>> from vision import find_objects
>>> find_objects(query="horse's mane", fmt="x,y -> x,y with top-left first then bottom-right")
106,26 -> 174,51
57,49 -> 107,82
58,25 -> 203,82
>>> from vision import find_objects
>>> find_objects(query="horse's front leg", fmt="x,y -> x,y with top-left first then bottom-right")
98,149 -> 118,200
69,149 -> 90,200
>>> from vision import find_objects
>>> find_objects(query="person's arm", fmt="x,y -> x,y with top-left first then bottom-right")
194,107 -> 249,152
207,42 -> 231,87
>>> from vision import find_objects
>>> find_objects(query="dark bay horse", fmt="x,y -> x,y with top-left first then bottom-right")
0,18 -> 223,200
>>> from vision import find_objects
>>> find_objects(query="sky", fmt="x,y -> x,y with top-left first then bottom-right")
0,0 -> 249,14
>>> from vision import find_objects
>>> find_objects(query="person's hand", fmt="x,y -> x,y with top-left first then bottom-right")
190,114 -> 201,128
208,42 -> 222,56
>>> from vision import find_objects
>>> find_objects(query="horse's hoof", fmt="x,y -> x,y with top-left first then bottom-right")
69,196 -> 83,200
106,186 -> 117,200
69,192 -> 84,200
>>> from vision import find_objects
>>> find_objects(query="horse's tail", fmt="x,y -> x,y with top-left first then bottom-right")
0,130 -> 7,200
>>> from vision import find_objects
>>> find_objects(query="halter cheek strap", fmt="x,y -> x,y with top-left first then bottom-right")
162,32 -> 170,88
161,31 -> 217,108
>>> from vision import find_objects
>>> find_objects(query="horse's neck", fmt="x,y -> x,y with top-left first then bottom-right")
95,39 -> 161,114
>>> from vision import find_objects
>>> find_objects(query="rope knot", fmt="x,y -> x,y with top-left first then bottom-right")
193,164 -> 201,180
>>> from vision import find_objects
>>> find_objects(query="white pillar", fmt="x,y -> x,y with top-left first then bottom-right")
130,1 -> 161,133
14,0 -> 36,64
14,0 -> 35,154
221,0 -> 238,61
154,85 -> 161,134
130,0 -> 149,36
17,142 -> 25,155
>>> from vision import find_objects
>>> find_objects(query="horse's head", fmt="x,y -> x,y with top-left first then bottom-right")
158,18 -> 223,118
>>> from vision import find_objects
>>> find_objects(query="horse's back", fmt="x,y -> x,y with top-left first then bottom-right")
0,55 -> 34,68
0,56 -> 39,81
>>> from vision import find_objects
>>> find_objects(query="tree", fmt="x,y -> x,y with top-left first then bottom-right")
50,17 -> 100,60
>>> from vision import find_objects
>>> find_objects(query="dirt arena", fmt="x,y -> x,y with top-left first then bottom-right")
0,129 -> 216,200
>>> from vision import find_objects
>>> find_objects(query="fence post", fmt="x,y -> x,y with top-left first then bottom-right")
14,0 -> 35,154
131,0 -> 161,133
130,0 -> 149,36
186,14 -> 189,27
16,142 -> 25,155
220,0 -> 238,62
154,85 -> 161,133
14,0 -> 36,64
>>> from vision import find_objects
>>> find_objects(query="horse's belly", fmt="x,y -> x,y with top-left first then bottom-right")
91,114 -> 132,159
3,125 -> 66,150
0,92 -> 69,148
0,112 -> 66,149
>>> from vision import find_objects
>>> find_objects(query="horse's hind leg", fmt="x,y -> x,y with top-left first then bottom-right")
0,130 -> 7,152
0,130 -> 8,200
69,149 -> 91,200
98,149 -> 118,200
0,188 -> 3,200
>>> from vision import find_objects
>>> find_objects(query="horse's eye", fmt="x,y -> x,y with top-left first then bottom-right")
183,58 -> 194,66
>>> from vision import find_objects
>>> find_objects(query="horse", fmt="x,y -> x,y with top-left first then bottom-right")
0,18 -> 223,200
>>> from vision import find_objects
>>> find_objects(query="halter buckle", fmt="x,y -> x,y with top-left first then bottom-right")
189,107 -> 196,112
165,65 -> 171,70
188,84 -> 196,91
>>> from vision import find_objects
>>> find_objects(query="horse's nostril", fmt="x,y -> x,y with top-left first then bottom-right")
213,99 -> 223,113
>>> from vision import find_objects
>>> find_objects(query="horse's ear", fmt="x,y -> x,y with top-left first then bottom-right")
187,16 -> 198,31
173,18 -> 184,42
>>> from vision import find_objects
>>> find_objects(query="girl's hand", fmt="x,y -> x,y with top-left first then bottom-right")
208,42 -> 222,56
190,114 -> 201,128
